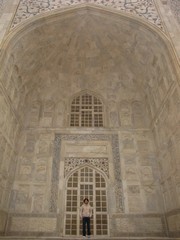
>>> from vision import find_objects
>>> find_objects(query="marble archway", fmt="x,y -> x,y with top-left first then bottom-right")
0,4 -> 179,238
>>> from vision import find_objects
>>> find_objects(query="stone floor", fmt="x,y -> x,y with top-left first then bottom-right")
0,237 -> 180,240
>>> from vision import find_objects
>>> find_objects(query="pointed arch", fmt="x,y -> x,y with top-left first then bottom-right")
69,90 -> 105,127
65,164 -> 109,236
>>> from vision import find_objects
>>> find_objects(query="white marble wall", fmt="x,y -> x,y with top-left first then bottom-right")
0,2 -> 179,238
11,0 -> 163,29
169,0 -> 180,24
0,0 -> 20,42
0,86 -> 20,232
152,83 -> 180,235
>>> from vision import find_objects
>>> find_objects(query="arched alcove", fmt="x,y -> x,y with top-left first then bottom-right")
65,165 -> 108,236
0,5 -> 179,127
0,4 -> 179,238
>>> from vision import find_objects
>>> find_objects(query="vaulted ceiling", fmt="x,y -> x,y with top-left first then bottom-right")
1,6 -> 178,125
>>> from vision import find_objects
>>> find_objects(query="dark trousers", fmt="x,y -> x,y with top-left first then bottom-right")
82,217 -> 91,236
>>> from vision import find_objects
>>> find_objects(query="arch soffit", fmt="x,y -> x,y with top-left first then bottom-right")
1,4 -> 179,57
0,4 -> 179,83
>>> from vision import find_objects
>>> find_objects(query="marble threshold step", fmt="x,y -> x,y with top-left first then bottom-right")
0,237 -> 180,240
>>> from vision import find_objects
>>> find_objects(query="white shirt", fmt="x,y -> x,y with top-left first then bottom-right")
80,203 -> 92,218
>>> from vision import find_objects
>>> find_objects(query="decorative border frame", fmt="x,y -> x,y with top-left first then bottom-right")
11,1 -> 163,30
64,157 -> 109,177
50,133 -> 124,213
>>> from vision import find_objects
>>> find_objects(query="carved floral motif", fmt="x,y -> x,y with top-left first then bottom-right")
12,0 -> 163,29
50,133 -> 124,212
64,157 -> 109,177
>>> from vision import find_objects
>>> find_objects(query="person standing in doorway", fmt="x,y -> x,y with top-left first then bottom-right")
80,198 -> 92,238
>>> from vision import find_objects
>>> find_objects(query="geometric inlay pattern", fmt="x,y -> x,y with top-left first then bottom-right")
64,157 -> 109,177
12,0 -> 163,30
170,0 -> 180,24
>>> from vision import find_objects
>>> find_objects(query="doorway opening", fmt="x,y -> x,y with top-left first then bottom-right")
65,166 -> 108,236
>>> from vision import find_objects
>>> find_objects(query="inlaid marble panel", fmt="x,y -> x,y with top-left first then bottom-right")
50,133 -> 124,213
169,0 -> 180,24
12,0 -> 163,29
111,214 -> 165,236
0,0 -> 3,10
10,216 -> 57,232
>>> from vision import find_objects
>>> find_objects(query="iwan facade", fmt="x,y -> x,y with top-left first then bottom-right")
0,0 -> 179,238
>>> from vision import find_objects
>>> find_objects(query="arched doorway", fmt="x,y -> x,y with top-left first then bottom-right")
0,3 -> 179,237
65,166 -> 108,237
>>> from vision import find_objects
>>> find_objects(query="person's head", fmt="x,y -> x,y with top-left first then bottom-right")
83,198 -> 89,204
